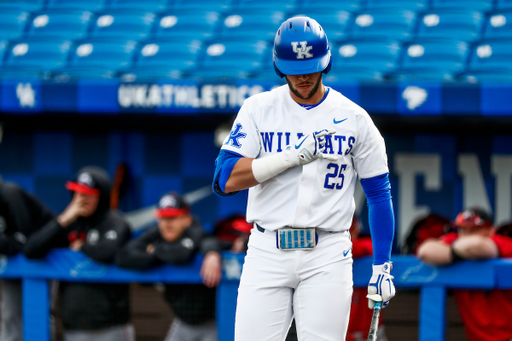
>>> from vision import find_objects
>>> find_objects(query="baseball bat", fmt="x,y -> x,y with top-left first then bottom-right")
367,301 -> 382,341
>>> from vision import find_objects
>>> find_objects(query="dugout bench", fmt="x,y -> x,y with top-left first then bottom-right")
0,250 -> 511,341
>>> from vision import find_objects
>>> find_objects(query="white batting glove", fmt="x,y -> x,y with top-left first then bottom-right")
367,262 -> 395,309
285,129 -> 338,166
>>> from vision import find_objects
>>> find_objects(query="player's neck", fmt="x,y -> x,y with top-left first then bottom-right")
289,84 -> 326,106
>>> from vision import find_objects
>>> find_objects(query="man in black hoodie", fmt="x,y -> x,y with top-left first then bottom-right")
116,192 -> 215,341
0,179 -> 54,341
23,166 -> 133,341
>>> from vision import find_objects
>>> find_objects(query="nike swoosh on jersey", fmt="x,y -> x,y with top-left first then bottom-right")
333,118 -> 348,124
295,138 -> 306,149
343,248 -> 352,257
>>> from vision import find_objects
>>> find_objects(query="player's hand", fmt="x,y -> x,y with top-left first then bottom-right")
367,262 -> 395,309
287,129 -> 338,165
200,251 -> 222,288
69,239 -> 84,251
58,196 -> 88,227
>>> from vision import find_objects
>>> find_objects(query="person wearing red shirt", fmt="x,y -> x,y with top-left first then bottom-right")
417,207 -> 512,341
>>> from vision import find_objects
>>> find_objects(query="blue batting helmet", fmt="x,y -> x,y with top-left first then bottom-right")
273,16 -> 332,78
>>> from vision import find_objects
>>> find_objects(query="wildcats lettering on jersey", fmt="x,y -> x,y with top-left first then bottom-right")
260,132 -> 355,156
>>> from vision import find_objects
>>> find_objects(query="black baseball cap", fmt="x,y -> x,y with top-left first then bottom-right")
155,192 -> 190,218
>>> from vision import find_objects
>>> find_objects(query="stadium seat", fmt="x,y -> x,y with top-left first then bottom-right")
330,40 -> 401,76
90,10 -> 156,40
482,10 -> 512,39
191,39 -> 269,80
25,10 -> 94,40
0,0 -> 45,12
289,10 -> 351,42
234,0 -> 296,12
0,41 -> 8,67
416,9 -> 485,42
154,10 -> 221,40
467,39 -> 512,72
46,0 -> 106,11
0,39 -> 72,78
386,68 -> 457,81
217,10 -> 286,41
387,39 -> 470,82
119,39 -> 202,80
172,0 -> 233,11
430,0 -> 494,12
108,0 -> 169,12
53,39 -> 138,79
457,69 -> 512,83
348,8 -> 417,42
364,0 -> 428,11
496,0 -> 512,9
324,69 -> 384,82
299,0 -> 362,12
0,9 -> 30,41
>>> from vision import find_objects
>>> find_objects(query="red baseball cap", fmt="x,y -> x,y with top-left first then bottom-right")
231,218 -> 253,234
155,192 -> 190,218
455,208 -> 493,229
65,172 -> 100,197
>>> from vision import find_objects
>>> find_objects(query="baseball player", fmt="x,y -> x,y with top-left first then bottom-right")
212,16 -> 395,341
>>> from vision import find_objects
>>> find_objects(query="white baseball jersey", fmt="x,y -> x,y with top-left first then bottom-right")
222,84 -> 389,232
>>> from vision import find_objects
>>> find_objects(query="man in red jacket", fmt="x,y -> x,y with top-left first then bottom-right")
417,207 -> 512,341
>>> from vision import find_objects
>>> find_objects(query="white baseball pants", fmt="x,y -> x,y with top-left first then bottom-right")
235,227 -> 353,341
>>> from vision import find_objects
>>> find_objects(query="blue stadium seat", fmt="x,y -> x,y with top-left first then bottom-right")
249,52 -> 286,81
331,40 -> 401,75
496,0 -> 512,9
299,0 -> 362,12
25,10 -> 93,40
0,0 -> 45,12
217,10 -> 285,41
324,69 -> 384,82
90,10 -> 156,40
467,39 -> 512,72
289,10 -> 351,42
191,39 -> 269,80
416,9 -> 485,42
0,39 -> 72,78
457,69 -> 512,83
108,0 -> 169,12
119,39 -> 202,80
154,10 -> 221,40
364,0 -> 428,11
0,41 -> 8,67
46,0 -> 106,11
53,39 -> 138,79
172,0 -> 233,11
0,9 -> 30,41
430,0 -> 494,12
386,68 -> 457,81
483,10 -> 512,39
348,8 -> 417,42
234,0 -> 296,12
387,39 -> 470,82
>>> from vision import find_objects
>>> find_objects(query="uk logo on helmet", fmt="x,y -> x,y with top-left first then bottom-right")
291,41 -> 313,59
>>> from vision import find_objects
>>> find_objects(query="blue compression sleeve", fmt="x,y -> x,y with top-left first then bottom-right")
360,173 -> 395,265
212,150 -> 243,197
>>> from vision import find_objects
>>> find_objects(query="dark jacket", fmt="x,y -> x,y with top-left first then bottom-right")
23,167 -> 132,330
0,180 -> 55,256
116,218 -> 216,325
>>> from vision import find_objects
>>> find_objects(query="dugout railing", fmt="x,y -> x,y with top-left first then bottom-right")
1,249 -> 511,341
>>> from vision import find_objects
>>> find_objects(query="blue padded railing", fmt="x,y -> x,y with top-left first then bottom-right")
1,250 -> 512,341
